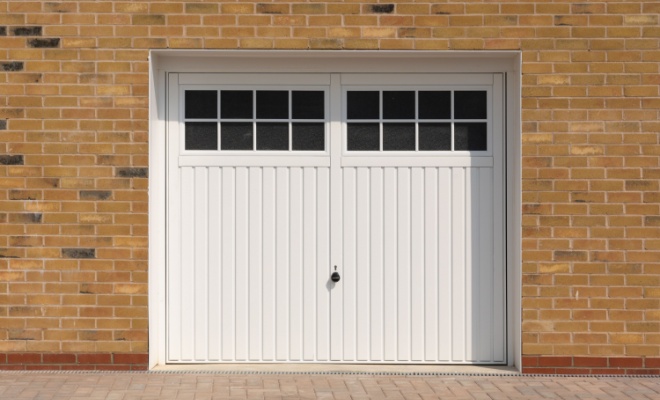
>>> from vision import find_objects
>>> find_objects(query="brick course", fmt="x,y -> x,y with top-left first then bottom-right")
0,1 -> 658,373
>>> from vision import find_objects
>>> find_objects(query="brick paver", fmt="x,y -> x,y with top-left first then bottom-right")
0,372 -> 658,399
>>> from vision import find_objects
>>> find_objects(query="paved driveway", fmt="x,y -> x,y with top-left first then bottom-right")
0,372 -> 658,399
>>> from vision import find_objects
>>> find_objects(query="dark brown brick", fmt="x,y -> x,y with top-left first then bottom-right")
11,26 -> 42,36
62,248 -> 96,259
1,62 -> 24,72
80,190 -> 112,200
28,38 -> 60,48
370,4 -> 394,13
8,213 -> 42,224
0,155 -> 23,165
116,168 -> 148,178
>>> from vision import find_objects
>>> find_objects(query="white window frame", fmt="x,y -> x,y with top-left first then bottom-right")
149,50 -> 522,371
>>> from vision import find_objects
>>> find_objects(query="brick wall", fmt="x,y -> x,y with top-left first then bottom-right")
0,1 -> 658,373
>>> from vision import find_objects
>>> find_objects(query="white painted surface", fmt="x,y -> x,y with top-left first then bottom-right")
166,71 -> 506,364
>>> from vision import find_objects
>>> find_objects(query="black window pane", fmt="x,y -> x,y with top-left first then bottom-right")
454,123 -> 487,151
221,122 -> 253,150
292,91 -> 325,120
419,91 -> 451,120
185,122 -> 217,150
419,123 -> 451,151
454,91 -> 487,119
292,123 -> 324,151
383,91 -> 415,120
256,123 -> 289,150
221,91 -> 253,119
347,91 -> 379,120
257,91 -> 288,119
347,123 -> 379,151
383,123 -> 415,151
185,90 -> 217,119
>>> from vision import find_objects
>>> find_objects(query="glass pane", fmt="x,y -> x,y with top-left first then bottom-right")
347,91 -> 379,120
292,123 -> 324,151
257,91 -> 288,119
221,122 -> 253,150
383,123 -> 415,151
185,90 -> 217,119
454,123 -> 487,151
419,91 -> 451,120
383,91 -> 415,120
256,122 -> 289,150
185,122 -> 217,150
347,123 -> 380,151
221,91 -> 253,119
292,91 -> 325,120
454,91 -> 487,119
419,123 -> 451,151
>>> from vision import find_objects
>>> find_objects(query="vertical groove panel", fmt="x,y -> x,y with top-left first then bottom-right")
355,168 -> 370,361
275,167 -> 289,360
478,168 -> 494,362
316,167 -> 331,361
289,167 -> 303,361
180,167 -> 195,360
437,168 -> 452,362
221,167 -> 236,360
369,167 -> 383,361
249,167 -> 263,360
303,168 -> 317,360
168,168 -> 182,361
383,167 -> 397,361
425,168 -> 440,361
194,167 -> 209,361
207,168 -> 222,361
262,167 -> 276,361
235,167 -> 249,360
342,168 -> 357,360
410,168 -> 424,362
397,168 -> 411,361
465,168 -> 477,362
451,167 -> 465,362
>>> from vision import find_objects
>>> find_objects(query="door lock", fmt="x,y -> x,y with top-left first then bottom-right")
331,265 -> 340,283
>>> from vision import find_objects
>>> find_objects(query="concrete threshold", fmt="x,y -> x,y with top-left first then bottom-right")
151,363 -> 520,375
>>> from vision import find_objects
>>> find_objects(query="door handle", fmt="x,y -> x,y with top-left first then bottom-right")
331,266 -> 340,282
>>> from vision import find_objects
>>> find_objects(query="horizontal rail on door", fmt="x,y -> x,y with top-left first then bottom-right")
341,157 -> 493,168
179,156 -> 331,167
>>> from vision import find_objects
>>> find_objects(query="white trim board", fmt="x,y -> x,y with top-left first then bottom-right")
149,50 -> 522,370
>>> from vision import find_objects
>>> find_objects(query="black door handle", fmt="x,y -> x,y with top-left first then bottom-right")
331,265 -> 340,282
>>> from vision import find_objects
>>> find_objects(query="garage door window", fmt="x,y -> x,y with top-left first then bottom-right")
346,90 -> 488,152
184,89 -> 327,152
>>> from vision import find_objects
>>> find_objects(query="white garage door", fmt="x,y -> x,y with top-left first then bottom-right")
166,73 -> 505,364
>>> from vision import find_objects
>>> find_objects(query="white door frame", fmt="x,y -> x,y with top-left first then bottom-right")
149,50 -> 522,369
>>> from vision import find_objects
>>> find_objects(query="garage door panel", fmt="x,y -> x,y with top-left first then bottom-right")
338,166 -> 500,363
167,73 -> 506,364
